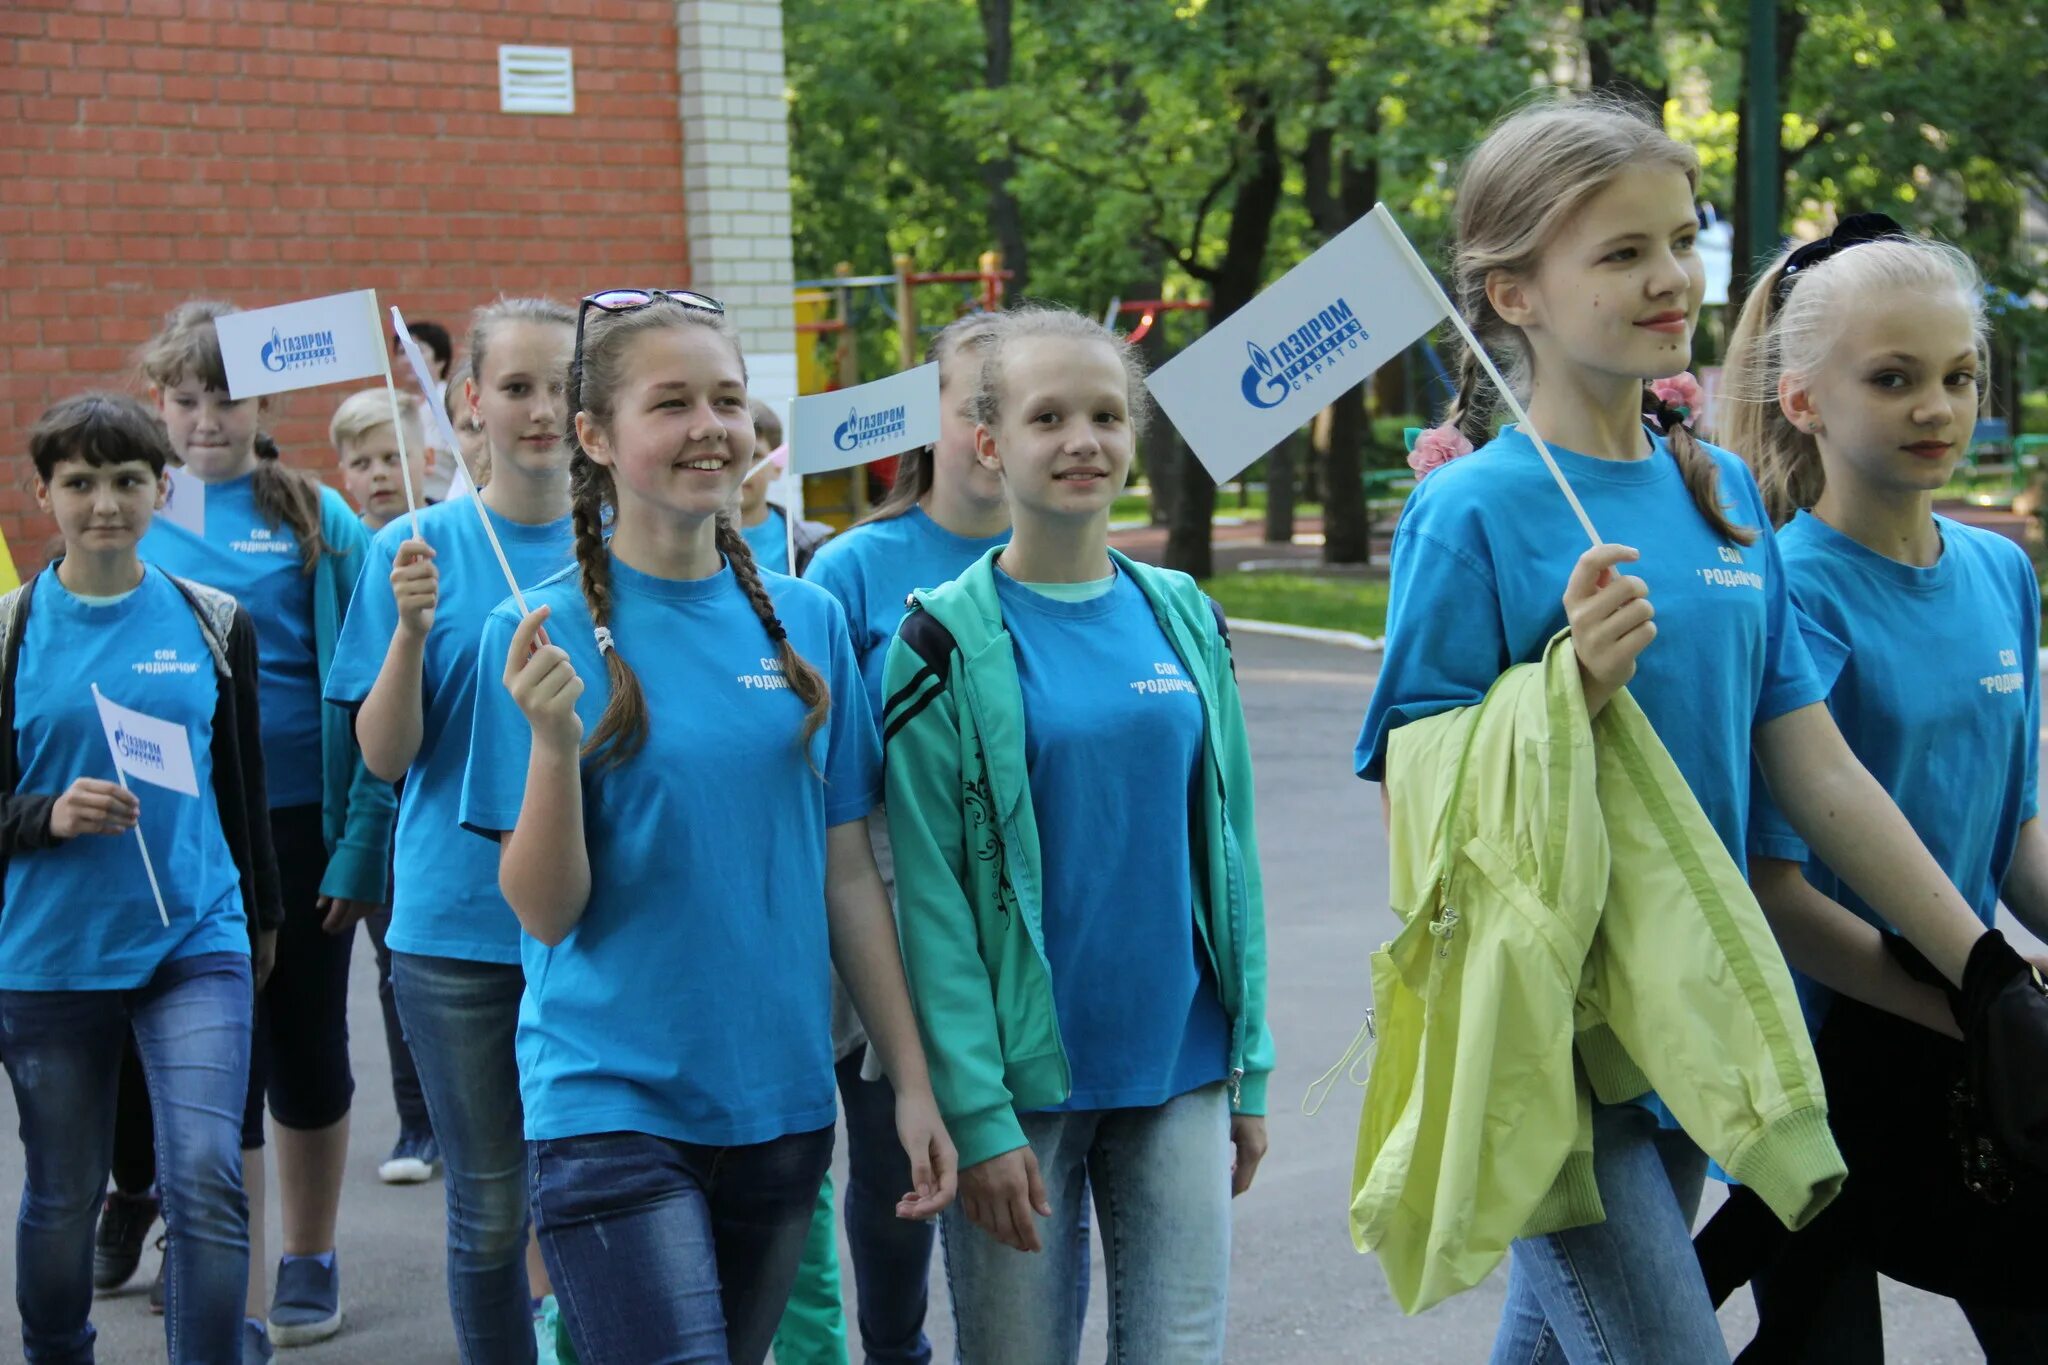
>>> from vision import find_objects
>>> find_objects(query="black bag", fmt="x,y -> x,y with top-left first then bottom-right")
1954,928 -> 2048,1174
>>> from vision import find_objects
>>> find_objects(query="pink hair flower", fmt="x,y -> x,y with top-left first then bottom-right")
1650,372 -> 1705,426
1407,425 -> 1475,478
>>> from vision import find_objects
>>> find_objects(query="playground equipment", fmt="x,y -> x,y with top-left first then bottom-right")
791,252 -> 1010,527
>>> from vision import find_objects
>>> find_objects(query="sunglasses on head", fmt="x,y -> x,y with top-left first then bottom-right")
574,289 -> 726,371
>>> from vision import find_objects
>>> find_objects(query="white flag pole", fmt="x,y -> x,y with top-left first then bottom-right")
390,305 -> 532,616
369,292 -> 423,542
90,684 -> 169,928
1374,206 -> 1603,550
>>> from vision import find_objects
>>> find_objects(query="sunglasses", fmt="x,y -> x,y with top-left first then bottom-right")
574,289 -> 726,373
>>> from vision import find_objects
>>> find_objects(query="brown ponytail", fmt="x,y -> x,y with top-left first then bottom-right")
251,433 -> 328,572
854,311 -> 1004,528
1648,392 -> 1757,545
1722,256 -> 1826,527
716,512 -> 830,756
567,449 -> 648,773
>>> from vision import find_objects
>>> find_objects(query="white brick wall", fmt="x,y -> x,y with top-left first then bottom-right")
674,0 -> 797,409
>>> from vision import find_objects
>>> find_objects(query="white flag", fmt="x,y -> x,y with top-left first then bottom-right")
790,364 -> 940,475
1146,205 -> 1453,484
214,289 -> 388,400
92,687 -> 200,798
160,466 -> 206,537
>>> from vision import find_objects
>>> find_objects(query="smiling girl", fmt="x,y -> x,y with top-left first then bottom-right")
136,301 -> 393,1356
458,290 -> 954,1365
881,305 -> 1272,1363
1355,99 -> 2012,1364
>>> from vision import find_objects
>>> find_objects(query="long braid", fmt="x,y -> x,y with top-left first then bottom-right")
1647,390 -> 1757,545
715,512 -> 830,754
1439,344 -> 1490,449
570,452 -> 649,771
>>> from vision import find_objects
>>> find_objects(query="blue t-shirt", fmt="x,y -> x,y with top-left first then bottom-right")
141,473 -> 323,807
742,507 -> 790,575
324,499 -> 575,964
1751,512 -> 2040,1020
803,506 -> 1010,729
1357,428 -> 1825,866
1,566 -> 247,989
996,569 -> 1233,1111
460,556 -> 882,1145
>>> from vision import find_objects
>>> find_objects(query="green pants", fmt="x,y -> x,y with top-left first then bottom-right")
770,1171 -> 848,1365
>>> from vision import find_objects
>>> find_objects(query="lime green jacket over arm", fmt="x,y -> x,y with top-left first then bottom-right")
881,548 -> 1273,1170
1353,633 -> 1843,1314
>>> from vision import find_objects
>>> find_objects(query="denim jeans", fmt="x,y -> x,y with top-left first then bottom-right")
941,1081 -> 1231,1365
390,950 -> 534,1365
367,910 -> 430,1135
1489,1102 -> 1725,1365
0,951 -> 252,1364
532,1125 -> 834,1365
837,1049 -> 937,1364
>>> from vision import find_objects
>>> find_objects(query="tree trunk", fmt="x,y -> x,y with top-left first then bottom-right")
1729,4 -> 1807,308
1164,88 -> 1284,580
1584,0 -> 1667,114
1264,432 -> 1297,544
1139,305 -> 1178,526
1302,115 -> 1378,565
976,0 -> 1030,298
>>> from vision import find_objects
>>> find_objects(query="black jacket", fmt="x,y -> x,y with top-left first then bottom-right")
0,567 -> 283,934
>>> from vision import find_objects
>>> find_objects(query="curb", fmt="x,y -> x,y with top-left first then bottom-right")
1229,618 -> 1383,652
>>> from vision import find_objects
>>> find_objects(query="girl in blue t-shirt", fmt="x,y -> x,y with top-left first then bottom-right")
327,297 -> 579,1361
881,305 -> 1273,1364
1713,224 -> 2048,1357
1,393 -> 280,1362
1354,98 -> 2012,1365
136,301 -> 393,1354
460,290 -> 955,1365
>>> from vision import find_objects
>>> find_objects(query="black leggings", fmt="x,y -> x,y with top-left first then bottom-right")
241,804 -> 355,1147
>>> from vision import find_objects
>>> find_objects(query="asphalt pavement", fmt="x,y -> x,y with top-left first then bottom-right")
0,631 -> 2001,1362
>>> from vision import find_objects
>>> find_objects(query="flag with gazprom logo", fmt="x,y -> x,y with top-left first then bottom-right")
92,688 -> 199,798
789,363 -> 940,475
1147,205 -> 1454,482
214,289 -> 388,400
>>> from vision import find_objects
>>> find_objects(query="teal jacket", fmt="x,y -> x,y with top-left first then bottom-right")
881,548 -> 1273,1169
312,486 -> 393,906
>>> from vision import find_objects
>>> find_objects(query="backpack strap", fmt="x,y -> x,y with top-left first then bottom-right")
164,574 -> 238,677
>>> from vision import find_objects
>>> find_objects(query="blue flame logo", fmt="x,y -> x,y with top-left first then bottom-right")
833,407 -> 861,451
260,329 -> 287,373
1240,341 -> 1291,409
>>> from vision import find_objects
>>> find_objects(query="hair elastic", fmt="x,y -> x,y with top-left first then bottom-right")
765,617 -> 788,644
1772,212 -> 1908,305
594,626 -> 616,655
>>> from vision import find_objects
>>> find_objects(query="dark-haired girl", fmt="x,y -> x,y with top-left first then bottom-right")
2,393 -> 279,1363
137,301 -> 394,1355
460,291 -> 955,1364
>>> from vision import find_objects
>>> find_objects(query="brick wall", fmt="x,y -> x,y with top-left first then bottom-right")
1,0 -> 697,571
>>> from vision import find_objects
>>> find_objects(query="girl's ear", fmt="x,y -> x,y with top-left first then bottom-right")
575,411 -> 612,466
155,471 -> 171,511
465,376 -> 481,422
148,384 -> 164,410
1485,269 -> 1535,329
1778,372 -> 1821,436
973,423 -> 1002,474
31,475 -> 52,517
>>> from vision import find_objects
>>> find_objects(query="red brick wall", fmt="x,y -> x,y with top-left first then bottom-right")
1,0 -> 689,571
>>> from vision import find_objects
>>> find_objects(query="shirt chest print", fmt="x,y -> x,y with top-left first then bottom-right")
736,654 -> 791,691
231,525 -> 295,556
133,648 -> 200,677
1130,660 -> 1197,697
1979,647 -> 2025,697
1694,544 -> 1763,592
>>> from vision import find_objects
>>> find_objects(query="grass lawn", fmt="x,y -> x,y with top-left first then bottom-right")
1198,572 -> 1389,638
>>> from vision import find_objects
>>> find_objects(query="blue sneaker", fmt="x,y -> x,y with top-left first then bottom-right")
243,1318 -> 275,1363
268,1253 -> 343,1345
377,1129 -> 442,1185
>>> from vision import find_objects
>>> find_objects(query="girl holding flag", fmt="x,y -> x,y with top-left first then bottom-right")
1711,221 -> 2048,1358
460,289 -> 955,1364
138,301 -> 394,1357
1355,97 -> 2020,1364
327,296 -> 580,1364
880,304 -> 1272,1363
1,392 -> 280,1363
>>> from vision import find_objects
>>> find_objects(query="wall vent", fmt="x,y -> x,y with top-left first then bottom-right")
499,46 -> 575,115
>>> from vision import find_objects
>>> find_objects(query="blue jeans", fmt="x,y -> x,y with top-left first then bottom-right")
1489,1102 -> 1724,1365
838,1049 -> 935,1364
390,951 -> 534,1365
941,1081 -> 1231,1365
1,951 -> 252,1364
532,1125 -> 834,1365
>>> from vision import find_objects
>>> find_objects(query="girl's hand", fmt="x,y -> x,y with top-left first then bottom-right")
316,896 -> 381,935
49,778 -> 139,839
1231,1114 -> 1269,1197
390,540 -> 439,638
891,1085 -> 959,1221
254,928 -> 277,990
1563,544 -> 1655,716
958,1145 -> 1049,1252
503,605 -> 583,753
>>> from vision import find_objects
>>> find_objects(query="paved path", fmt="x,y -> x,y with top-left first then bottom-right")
0,633 -> 1998,1362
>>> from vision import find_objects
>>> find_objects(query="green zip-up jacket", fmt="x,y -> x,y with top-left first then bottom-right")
311,486 -> 394,906
881,548 -> 1273,1169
